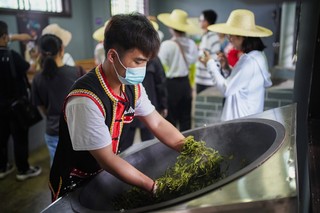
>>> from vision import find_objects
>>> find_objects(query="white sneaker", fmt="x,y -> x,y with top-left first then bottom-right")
16,166 -> 42,181
0,164 -> 15,179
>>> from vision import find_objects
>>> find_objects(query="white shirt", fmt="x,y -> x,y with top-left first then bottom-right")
63,52 -> 75,66
207,50 -> 272,121
158,37 -> 198,78
65,84 -> 155,151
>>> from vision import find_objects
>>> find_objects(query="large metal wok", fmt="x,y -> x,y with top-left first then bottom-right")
51,118 -> 285,212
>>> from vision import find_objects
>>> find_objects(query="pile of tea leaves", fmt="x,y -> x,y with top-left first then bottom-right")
112,136 -> 224,211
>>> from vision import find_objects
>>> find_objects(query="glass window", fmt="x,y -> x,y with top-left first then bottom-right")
111,0 -> 146,15
0,0 -> 71,16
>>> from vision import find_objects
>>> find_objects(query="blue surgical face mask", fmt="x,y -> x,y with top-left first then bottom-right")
112,50 -> 146,85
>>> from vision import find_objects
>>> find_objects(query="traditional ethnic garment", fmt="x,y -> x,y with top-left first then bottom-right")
49,65 -> 141,201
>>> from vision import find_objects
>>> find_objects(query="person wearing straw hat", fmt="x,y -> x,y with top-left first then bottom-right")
49,13 -> 186,201
200,9 -> 273,121
157,9 -> 198,131
92,20 -> 109,65
42,23 -> 75,66
148,16 -> 165,42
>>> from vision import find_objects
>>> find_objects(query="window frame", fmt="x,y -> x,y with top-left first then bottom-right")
0,0 -> 72,17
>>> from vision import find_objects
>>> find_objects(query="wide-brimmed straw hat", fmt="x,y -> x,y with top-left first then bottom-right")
208,9 -> 272,37
92,20 -> 109,42
150,20 -> 159,31
42,23 -> 72,46
157,9 -> 197,33
147,16 -> 159,31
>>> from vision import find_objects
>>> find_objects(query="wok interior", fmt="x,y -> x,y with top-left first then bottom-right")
76,119 -> 285,211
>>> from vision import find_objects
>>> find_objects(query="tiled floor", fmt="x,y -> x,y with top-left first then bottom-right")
0,145 -> 52,213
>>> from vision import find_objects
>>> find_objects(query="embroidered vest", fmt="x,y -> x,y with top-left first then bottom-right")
49,65 -> 140,201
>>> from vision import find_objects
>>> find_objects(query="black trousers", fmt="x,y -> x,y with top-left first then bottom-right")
0,110 -> 30,172
166,76 -> 192,131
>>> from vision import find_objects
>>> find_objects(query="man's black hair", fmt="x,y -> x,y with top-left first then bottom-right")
0,21 -> 8,37
202,10 -> 217,25
104,13 -> 160,59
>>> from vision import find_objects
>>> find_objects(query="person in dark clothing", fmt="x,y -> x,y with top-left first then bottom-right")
0,20 -> 42,180
32,34 -> 82,165
125,56 -> 168,146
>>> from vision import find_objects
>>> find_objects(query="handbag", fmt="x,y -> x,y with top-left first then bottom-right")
6,49 -> 43,129
11,96 -> 43,129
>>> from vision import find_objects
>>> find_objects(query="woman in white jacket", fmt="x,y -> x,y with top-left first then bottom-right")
200,9 -> 273,121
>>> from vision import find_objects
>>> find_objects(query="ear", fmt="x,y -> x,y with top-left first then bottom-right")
60,45 -> 65,56
0,34 -> 7,42
107,49 -> 115,63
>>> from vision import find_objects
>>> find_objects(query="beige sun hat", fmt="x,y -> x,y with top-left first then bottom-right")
147,16 -> 159,31
92,20 -> 109,42
208,9 -> 273,37
42,23 -> 72,46
150,20 -> 159,31
157,9 -> 197,33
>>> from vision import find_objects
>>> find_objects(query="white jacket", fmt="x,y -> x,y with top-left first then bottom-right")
207,50 -> 272,121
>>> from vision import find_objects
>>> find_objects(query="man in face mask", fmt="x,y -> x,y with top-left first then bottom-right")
49,13 -> 186,201
111,49 -> 147,85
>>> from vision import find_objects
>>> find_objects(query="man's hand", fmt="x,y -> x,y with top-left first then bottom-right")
199,50 -> 211,65
216,52 -> 230,70
151,180 -> 158,197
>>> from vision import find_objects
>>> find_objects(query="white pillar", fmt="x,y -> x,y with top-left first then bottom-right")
279,2 -> 296,69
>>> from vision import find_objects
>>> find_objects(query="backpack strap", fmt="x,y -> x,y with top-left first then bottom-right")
173,40 -> 189,70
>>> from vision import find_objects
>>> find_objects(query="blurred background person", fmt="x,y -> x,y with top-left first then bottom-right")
200,9 -> 273,121
42,23 -> 75,66
24,20 -> 41,66
195,9 -> 221,94
31,34 -> 82,165
92,20 -> 108,66
6,32 -> 39,82
148,16 -> 164,41
0,20 -> 41,181
218,33 -> 242,74
158,9 -> 198,131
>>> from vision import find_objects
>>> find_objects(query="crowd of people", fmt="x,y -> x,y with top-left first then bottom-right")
0,7 -> 273,204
